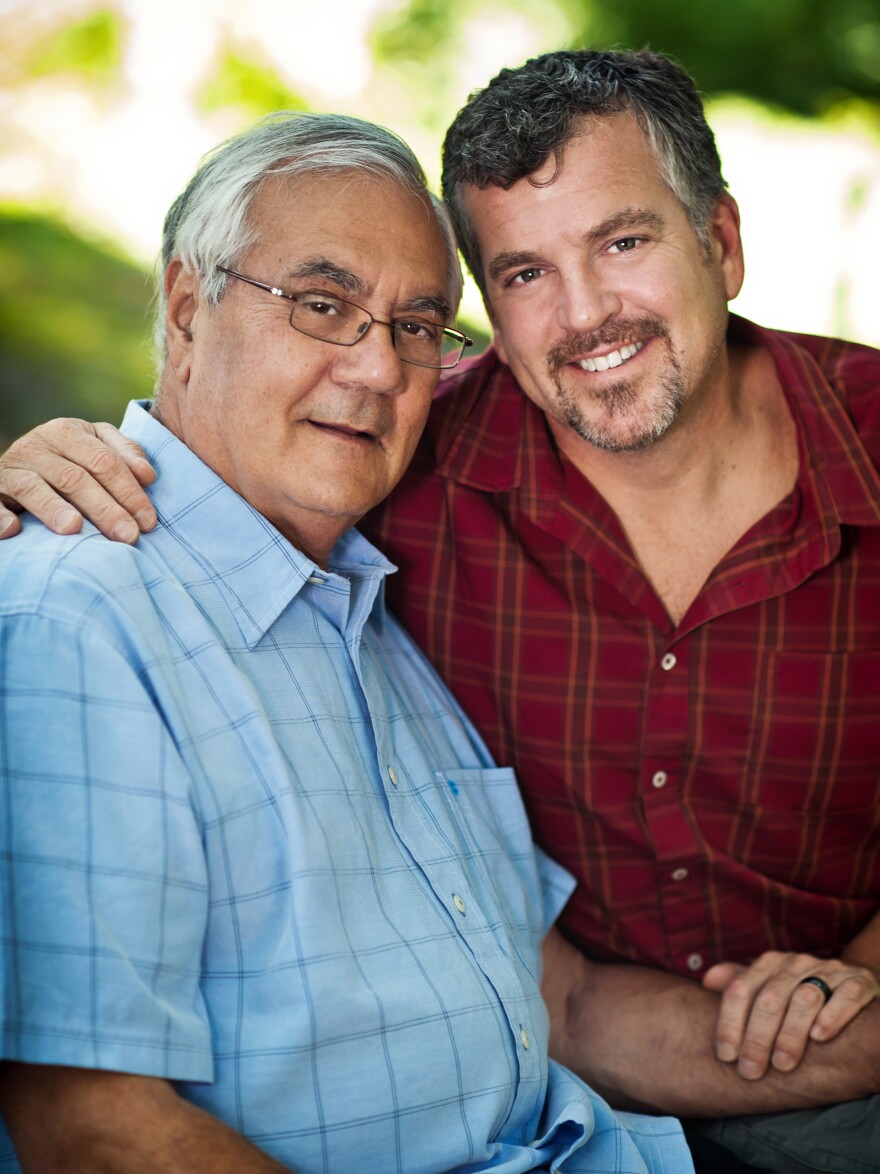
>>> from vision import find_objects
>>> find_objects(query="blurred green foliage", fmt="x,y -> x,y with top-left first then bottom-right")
0,209 -> 154,448
25,9 -> 123,83
569,0 -> 880,116
373,0 -> 880,118
197,47 -> 308,119
2,0 -> 879,446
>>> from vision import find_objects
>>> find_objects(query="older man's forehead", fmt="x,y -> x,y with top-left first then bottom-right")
246,172 -> 452,318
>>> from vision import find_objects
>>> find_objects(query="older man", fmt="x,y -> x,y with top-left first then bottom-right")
3,51 -> 880,1173
0,112 -> 693,1172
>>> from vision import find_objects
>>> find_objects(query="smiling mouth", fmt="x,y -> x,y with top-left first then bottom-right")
575,341 -> 645,373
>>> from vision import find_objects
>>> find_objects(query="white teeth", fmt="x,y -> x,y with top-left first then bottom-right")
578,340 -> 644,372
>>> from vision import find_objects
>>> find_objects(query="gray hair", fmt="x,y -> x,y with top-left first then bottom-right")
154,110 -> 462,363
441,49 -> 728,294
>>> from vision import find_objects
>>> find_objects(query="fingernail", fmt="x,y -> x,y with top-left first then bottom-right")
716,1043 -> 737,1063
56,508 -> 79,532
135,459 -> 157,482
0,515 -> 14,536
135,508 -> 157,531
738,1059 -> 762,1079
772,1049 -> 794,1071
112,519 -> 139,543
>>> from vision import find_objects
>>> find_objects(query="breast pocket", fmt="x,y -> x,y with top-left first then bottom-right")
738,650 -> 880,898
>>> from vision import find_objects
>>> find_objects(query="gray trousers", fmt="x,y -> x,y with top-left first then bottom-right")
685,1098 -> 880,1173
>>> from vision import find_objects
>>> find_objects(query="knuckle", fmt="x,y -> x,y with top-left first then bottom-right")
88,447 -> 122,479
791,983 -> 823,1009
753,989 -> 786,1018
792,953 -> 817,969
53,462 -> 89,495
0,466 -> 38,497
833,977 -> 866,1004
724,975 -> 754,1003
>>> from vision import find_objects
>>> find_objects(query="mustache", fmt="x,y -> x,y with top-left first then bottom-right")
547,315 -> 670,374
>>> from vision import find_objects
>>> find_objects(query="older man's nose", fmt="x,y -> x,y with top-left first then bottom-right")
332,321 -> 408,394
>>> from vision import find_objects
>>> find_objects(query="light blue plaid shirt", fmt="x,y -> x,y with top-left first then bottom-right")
0,403 -> 691,1173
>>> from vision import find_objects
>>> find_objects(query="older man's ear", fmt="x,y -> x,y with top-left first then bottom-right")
164,260 -> 198,384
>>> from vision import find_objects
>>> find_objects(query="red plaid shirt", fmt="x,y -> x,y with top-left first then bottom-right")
363,316 -> 880,978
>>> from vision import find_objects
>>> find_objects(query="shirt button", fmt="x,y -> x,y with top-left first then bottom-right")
671,867 -> 689,882
651,770 -> 668,789
660,653 -> 677,671
387,766 -> 399,787
687,953 -> 703,971
453,894 -> 466,914
307,574 -> 325,585
520,1028 -> 530,1050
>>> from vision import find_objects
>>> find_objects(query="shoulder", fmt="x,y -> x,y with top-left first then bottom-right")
765,325 -> 880,448
0,517 -> 176,649
427,347 -> 508,446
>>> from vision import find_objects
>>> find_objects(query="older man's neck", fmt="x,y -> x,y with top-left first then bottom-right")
149,395 -> 351,572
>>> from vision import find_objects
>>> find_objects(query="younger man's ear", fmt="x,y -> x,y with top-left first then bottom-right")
709,194 -> 745,302
164,260 -> 198,381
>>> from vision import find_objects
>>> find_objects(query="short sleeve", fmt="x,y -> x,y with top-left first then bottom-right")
534,845 -> 576,934
0,611 -> 214,1082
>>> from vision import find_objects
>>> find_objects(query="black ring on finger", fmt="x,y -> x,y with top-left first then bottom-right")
797,975 -> 832,1004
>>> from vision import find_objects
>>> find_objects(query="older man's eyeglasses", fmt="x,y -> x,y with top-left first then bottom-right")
217,267 -> 473,370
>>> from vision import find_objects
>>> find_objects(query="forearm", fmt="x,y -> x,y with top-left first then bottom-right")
0,1064 -> 290,1173
542,929 -> 880,1118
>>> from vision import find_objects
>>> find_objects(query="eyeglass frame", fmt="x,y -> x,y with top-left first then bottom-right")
216,266 -> 473,370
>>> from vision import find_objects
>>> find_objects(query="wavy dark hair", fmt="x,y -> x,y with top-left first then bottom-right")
442,48 -> 728,293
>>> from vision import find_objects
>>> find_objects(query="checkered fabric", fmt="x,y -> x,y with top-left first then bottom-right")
0,403 -> 690,1173
365,315 -> 880,979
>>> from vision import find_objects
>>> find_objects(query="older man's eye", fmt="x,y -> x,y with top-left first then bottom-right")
608,237 -> 640,254
299,293 -> 345,317
395,320 -> 441,341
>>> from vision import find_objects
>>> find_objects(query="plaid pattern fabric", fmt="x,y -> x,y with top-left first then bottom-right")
0,403 -> 691,1174
365,315 -> 880,979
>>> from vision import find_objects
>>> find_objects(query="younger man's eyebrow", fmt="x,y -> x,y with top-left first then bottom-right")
487,251 -> 542,285
487,209 -> 665,285
583,208 -> 664,246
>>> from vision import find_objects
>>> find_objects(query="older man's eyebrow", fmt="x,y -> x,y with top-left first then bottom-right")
401,294 -> 452,322
286,259 -> 363,294
284,261 -> 450,320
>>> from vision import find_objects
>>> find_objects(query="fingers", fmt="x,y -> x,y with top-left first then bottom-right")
709,951 -> 880,1081
93,422 -> 157,488
0,505 -> 23,539
0,419 -> 157,543
0,464 -> 86,536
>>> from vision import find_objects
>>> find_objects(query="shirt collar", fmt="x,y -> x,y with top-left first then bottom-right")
432,319 -> 880,530
431,348 -> 563,524
121,401 -> 395,647
730,315 -> 880,529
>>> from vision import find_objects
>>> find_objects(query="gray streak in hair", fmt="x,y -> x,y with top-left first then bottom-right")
154,111 -> 462,370
441,49 -> 728,295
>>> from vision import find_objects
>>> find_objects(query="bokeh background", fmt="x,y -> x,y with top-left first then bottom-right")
1,0 -> 879,448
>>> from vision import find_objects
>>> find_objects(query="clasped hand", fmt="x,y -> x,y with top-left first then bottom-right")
703,951 -> 880,1080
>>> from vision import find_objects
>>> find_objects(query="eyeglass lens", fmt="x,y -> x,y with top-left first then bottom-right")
288,293 -> 464,368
